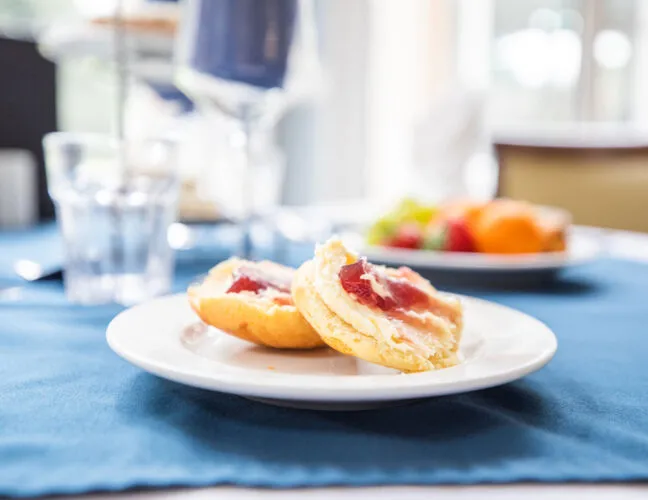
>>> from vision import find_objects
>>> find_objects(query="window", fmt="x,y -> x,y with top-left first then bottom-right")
459,0 -> 640,125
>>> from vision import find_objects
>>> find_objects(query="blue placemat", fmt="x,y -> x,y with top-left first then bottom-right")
1,234 -> 648,496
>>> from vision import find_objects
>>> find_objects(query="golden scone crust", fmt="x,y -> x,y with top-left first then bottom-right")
292,260 -> 459,372
188,258 -> 324,349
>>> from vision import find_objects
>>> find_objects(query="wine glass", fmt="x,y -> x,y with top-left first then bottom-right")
175,0 -> 319,258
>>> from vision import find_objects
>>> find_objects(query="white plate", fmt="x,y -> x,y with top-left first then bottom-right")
343,226 -> 601,272
107,294 -> 557,410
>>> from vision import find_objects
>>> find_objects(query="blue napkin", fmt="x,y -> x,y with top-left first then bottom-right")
2,235 -> 648,496
188,0 -> 297,89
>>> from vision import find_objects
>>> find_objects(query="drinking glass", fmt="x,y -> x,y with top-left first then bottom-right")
43,132 -> 179,305
175,0 -> 319,258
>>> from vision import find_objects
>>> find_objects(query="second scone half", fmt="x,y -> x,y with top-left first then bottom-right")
292,238 -> 463,372
189,258 -> 324,349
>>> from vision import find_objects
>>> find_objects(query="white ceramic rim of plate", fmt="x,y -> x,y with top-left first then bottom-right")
343,226 -> 601,271
107,294 -> 557,402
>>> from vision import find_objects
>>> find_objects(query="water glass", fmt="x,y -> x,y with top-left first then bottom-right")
43,133 -> 179,305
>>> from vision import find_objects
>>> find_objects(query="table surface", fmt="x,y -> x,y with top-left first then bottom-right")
42,484 -> 648,500
22,227 -> 648,500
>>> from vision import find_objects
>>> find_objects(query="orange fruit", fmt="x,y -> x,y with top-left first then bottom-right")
473,200 -> 544,254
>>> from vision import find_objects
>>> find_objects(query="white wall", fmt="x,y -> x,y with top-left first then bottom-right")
365,0 -> 456,202
281,0 -> 459,205
280,0 -> 369,205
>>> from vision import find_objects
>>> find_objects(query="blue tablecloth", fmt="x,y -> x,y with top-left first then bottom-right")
1,228 -> 648,497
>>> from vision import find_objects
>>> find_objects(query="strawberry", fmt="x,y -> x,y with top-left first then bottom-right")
424,217 -> 475,252
386,223 -> 423,249
445,217 -> 476,252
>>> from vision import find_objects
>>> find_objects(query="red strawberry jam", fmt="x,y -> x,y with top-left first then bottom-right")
226,266 -> 291,295
338,259 -> 430,312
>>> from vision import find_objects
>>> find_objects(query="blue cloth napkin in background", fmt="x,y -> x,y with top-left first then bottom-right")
1,229 -> 648,497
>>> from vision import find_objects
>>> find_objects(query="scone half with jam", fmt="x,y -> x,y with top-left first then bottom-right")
189,258 -> 324,349
292,238 -> 463,372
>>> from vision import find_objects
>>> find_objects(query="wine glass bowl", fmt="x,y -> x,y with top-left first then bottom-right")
175,0 -> 319,257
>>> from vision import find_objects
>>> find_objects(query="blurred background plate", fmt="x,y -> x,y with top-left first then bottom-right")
342,226 -> 602,289
342,226 -> 601,271
275,203 -> 602,287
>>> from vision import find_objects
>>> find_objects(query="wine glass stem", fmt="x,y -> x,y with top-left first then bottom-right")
240,109 -> 255,259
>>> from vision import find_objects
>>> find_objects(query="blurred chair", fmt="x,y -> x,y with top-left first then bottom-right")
495,140 -> 648,233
